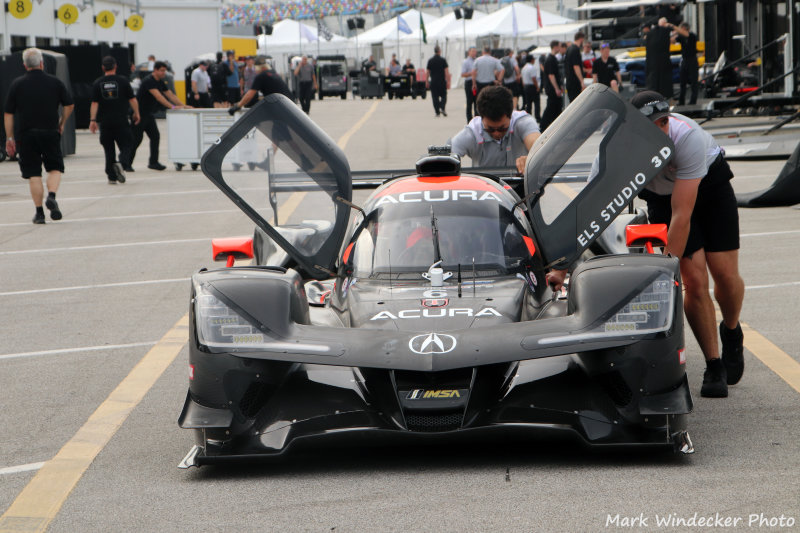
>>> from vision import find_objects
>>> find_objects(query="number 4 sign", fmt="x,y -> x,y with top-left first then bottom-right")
96,10 -> 115,28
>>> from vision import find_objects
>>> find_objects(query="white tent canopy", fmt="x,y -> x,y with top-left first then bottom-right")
462,3 -> 572,38
413,10 -> 487,42
525,21 -> 589,46
258,19 -> 347,48
356,9 -> 441,44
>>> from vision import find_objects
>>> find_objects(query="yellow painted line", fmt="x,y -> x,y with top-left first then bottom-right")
0,315 -> 188,533
741,321 -> 800,395
277,192 -> 306,225
336,100 -> 379,150
0,110 -> 379,533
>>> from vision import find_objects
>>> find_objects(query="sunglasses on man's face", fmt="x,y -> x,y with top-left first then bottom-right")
483,123 -> 509,134
639,100 -> 670,117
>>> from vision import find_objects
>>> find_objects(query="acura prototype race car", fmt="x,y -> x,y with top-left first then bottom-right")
178,84 -> 693,468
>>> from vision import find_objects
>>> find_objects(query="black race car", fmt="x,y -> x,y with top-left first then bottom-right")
178,84 -> 692,468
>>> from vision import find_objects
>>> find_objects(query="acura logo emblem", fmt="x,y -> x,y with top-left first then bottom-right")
408,333 -> 457,354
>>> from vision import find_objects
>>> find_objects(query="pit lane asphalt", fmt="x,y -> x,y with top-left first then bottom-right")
1,90 -> 799,533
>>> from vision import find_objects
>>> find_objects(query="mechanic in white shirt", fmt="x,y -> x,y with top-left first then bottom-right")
631,90 -> 745,399
471,46 -> 503,100
520,55 -> 541,122
448,85 -> 539,172
190,61 -> 212,108
461,47 -> 478,122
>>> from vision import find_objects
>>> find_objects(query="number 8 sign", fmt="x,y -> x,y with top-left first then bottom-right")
9,0 -> 33,19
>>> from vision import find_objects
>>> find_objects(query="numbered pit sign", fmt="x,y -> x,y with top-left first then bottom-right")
126,14 -> 143,31
57,3 -> 79,25
8,0 -> 32,19
96,10 -> 115,29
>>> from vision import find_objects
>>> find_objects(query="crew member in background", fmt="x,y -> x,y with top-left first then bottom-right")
472,46 -> 503,100
4,47 -> 74,224
293,55 -> 317,115
232,61 -> 293,109
500,48 -> 521,111
448,85 -> 539,173
521,54 -> 541,122
645,18 -> 674,99
581,40 -> 596,78
190,61 -> 212,108
565,31 -> 586,102
539,40 -> 563,131
674,22 -> 700,105
426,45 -> 449,117
631,91 -> 745,398
461,47 -> 478,122
592,42 -> 622,93
223,51 -> 241,106
90,56 -> 140,183
131,60 -> 189,171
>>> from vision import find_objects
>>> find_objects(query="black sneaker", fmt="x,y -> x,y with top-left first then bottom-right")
45,197 -> 62,220
442,111 -> 447,117
701,358 -> 728,398
32,212 -> 45,224
113,162 -> 126,183
720,321 -> 744,385
108,177 -> 118,184
147,162 -> 167,171
122,165 -> 135,172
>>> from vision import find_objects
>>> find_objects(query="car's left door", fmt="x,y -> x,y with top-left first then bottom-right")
201,94 -> 352,279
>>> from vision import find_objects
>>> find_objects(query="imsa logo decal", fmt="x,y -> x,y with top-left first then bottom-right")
407,389 -> 463,399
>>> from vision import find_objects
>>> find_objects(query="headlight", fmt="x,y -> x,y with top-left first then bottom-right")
193,280 -> 335,355
194,284 -> 268,349
538,273 -> 675,346
599,273 -> 674,335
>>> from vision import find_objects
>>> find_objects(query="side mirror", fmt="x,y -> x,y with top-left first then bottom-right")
212,237 -> 254,267
625,224 -> 668,254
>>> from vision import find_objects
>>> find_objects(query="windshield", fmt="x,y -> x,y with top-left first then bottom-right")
319,63 -> 345,76
351,201 -> 531,276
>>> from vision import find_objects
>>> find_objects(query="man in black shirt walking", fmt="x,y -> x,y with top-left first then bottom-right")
3,48 -> 74,224
131,60 -> 188,171
539,41 -> 563,132
90,56 -> 140,183
674,22 -> 699,105
426,45 -> 449,117
565,31 -> 586,102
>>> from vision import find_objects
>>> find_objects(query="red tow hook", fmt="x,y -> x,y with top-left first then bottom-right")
212,237 -> 254,267
625,224 -> 668,254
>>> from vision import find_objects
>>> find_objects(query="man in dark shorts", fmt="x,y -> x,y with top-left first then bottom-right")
674,22 -> 700,105
591,42 -> 621,92
564,31 -> 585,102
539,41 -> 563,131
632,91 -> 745,398
4,48 -> 74,224
131,60 -> 188,171
90,56 -> 140,183
426,45 -> 449,117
